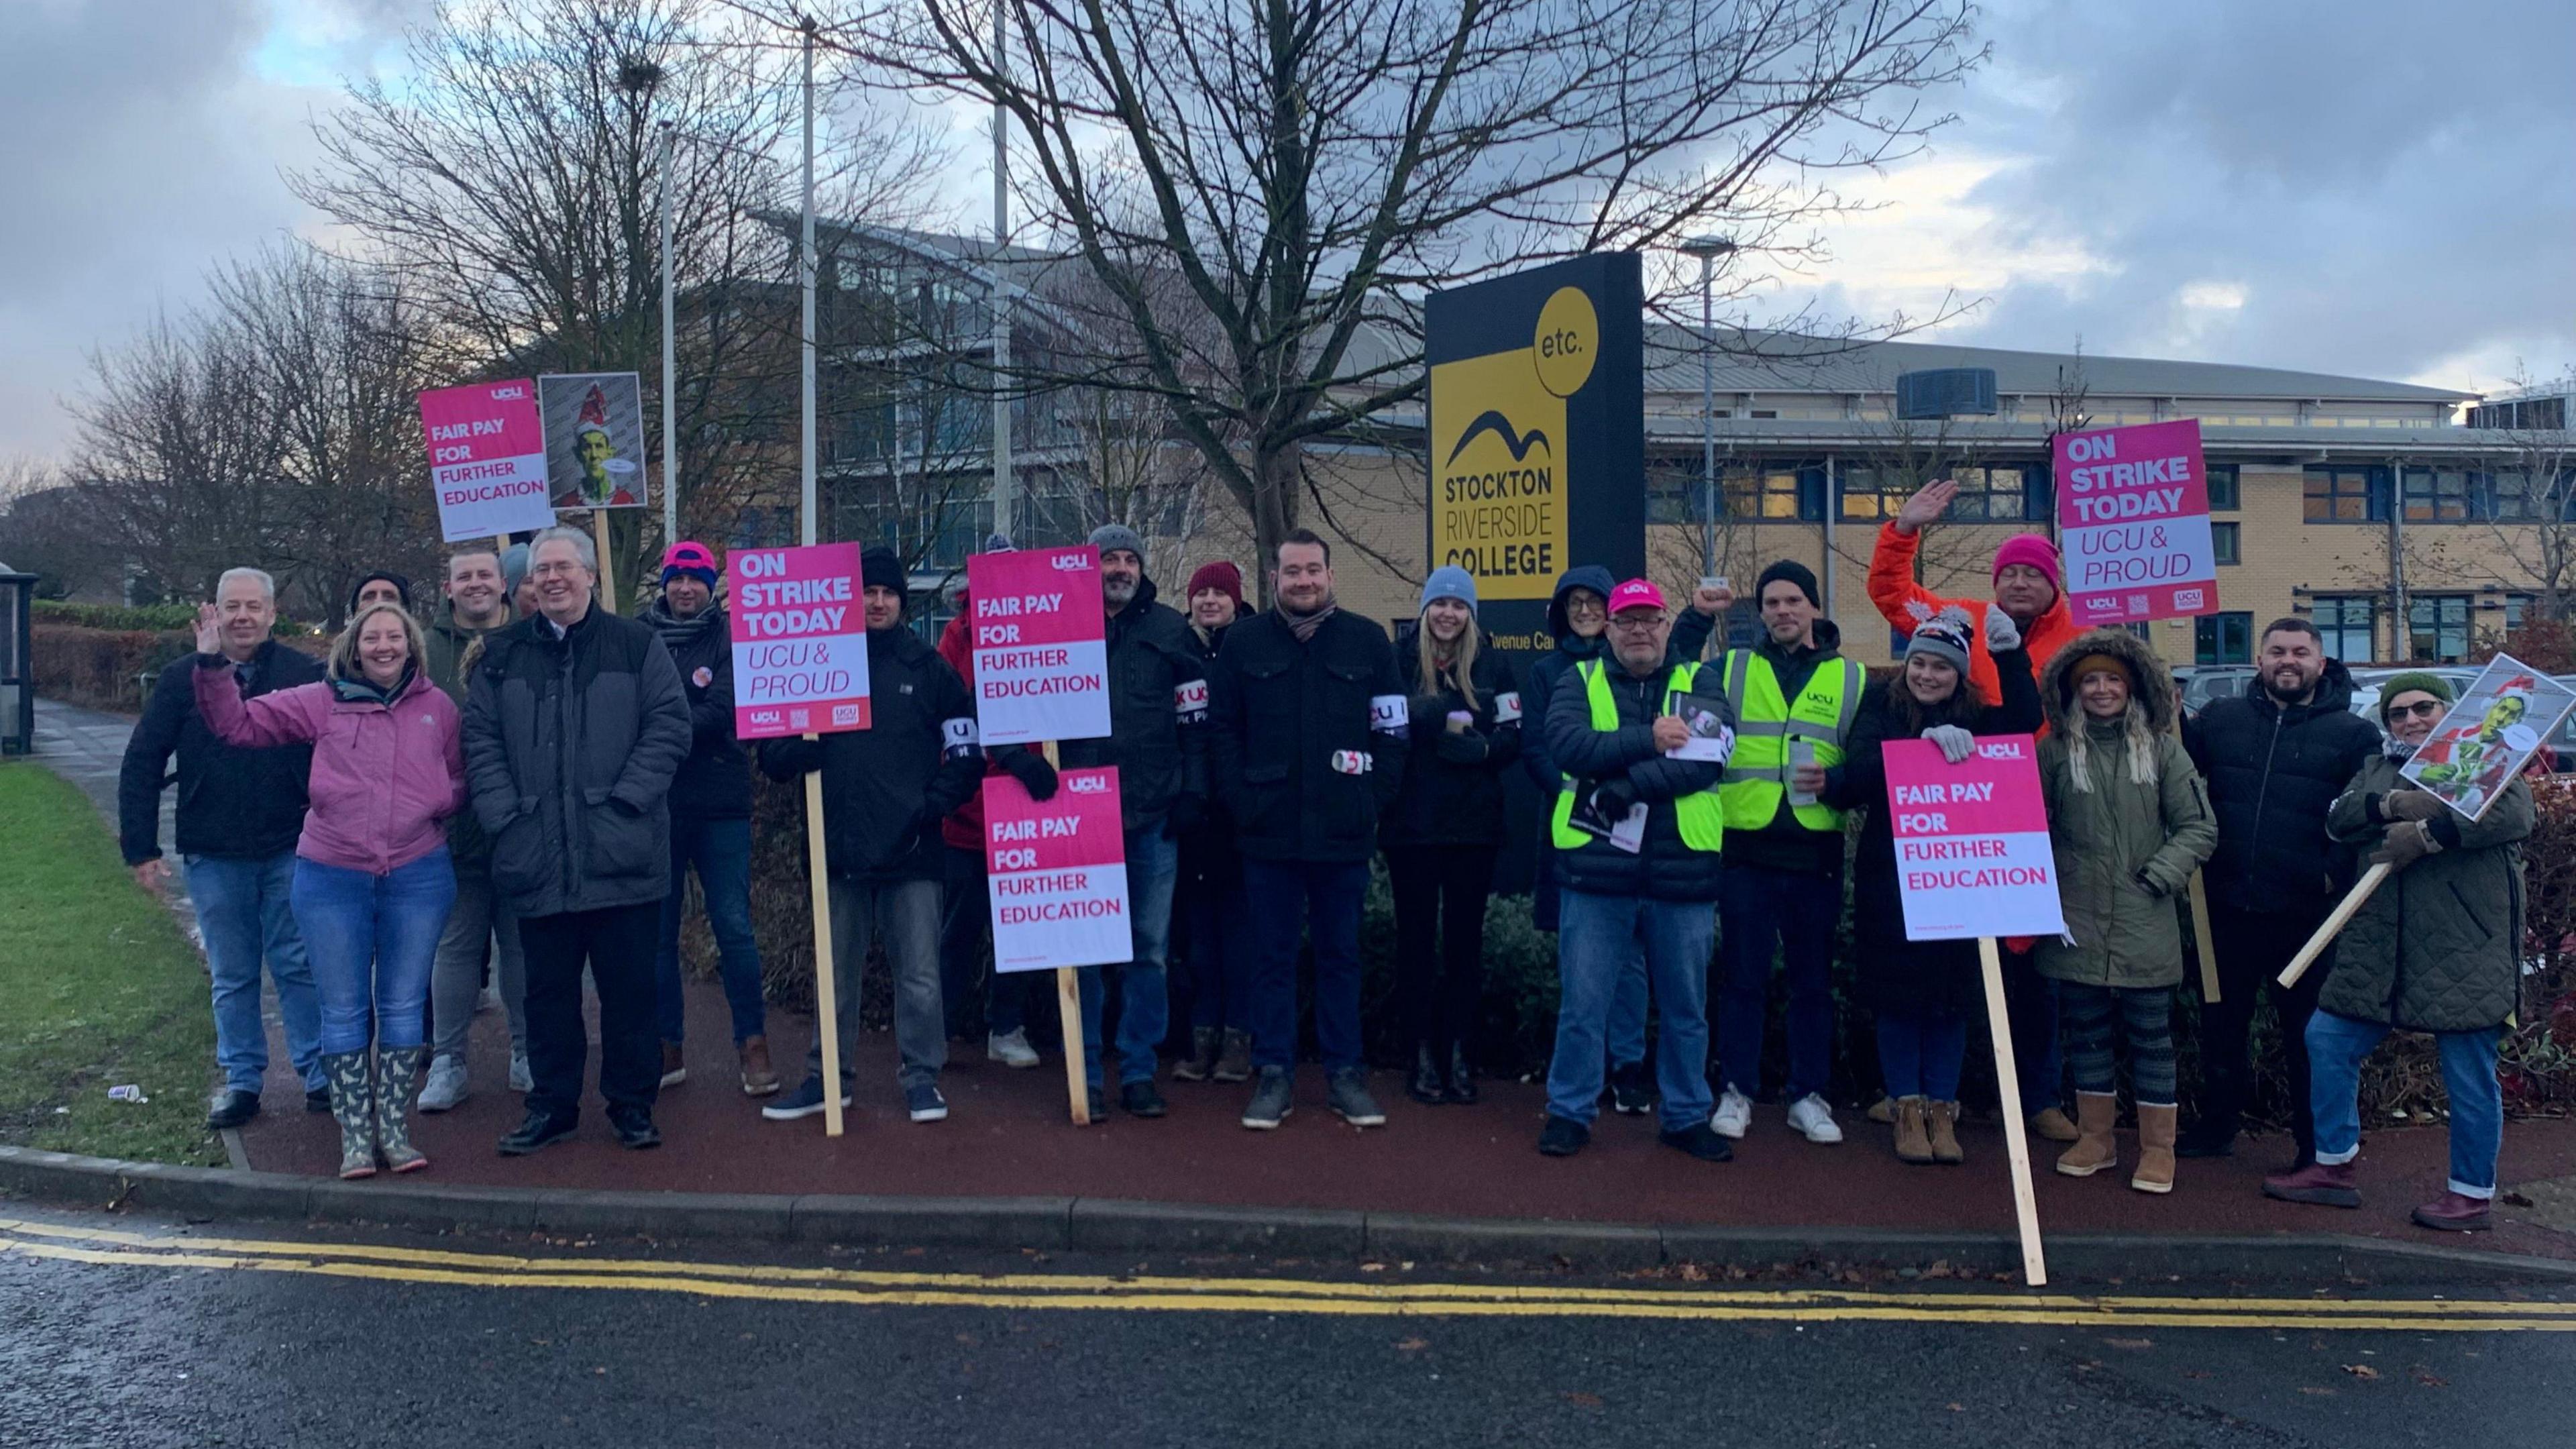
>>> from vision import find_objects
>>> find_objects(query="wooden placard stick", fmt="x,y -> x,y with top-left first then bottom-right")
2188,873 -> 2220,1006
1976,936 -> 2049,1288
802,741 -> 844,1136
1040,739 -> 1091,1126
2275,861 -> 2390,991
590,509 -> 619,616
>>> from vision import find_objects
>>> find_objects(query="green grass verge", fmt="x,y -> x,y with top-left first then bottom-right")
0,762 -> 224,1167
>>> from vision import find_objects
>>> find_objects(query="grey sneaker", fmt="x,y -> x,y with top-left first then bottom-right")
1240,1066 -> 1293,1130
987,1028 -> 1040,1069
417,1053 -> 470,1113
507,1046 -> 533,1094
1326,1067 -> 1385,1128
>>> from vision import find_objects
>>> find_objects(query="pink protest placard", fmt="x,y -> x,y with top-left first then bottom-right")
2055,419 -> 2219,625
419,380 -> 555,543
729,542 -> 871,740
1883,733 -> 2067,941
966,547 -> 1111,746
985,767 -> 1132,972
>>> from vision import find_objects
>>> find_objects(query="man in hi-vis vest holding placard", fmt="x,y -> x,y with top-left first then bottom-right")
1709,561 -> 1864,1148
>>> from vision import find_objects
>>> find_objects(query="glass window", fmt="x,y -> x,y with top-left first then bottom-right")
1842,464 -> 2029,521
2205,464 -> 2240,511
2408,595 -> 2471,663
2491,468 -> 2576,522
2304,466 -> 2387,522
1946,466 -> 2028,521
2314,596 -> 2376,661
1723,467 -> 1805,521
2402,468 -> 2480,523
2508,594 -> 2532,632
2196,612 -> 2252,665
2212,521 -> 2241,565
1839,464 -> 1903,521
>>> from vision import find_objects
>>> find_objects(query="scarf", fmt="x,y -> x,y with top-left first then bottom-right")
2383,732 -> 2418,764
644,598 -> 721,655
1281,596 -> 1338,645
332,663 -> 415,708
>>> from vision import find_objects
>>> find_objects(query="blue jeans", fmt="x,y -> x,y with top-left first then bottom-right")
1875,1012 -> 1969,1101
1543,841 -> 1648,1069
1546,889 -> 1717,1133
1715,863 -> 1841,1102
2309,1011 -> 2504,1199
655,814 -> 767,1046
290,849 -> 457,1056
1241,857 -> 1370,1073
184,851 -> 325,1095
1078,828 -> 1178,1086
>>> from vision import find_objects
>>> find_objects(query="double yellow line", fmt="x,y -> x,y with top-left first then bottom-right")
3,1216 -> 2570,1330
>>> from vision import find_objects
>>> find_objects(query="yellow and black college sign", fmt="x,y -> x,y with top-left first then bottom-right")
1425,254 -> 1643,622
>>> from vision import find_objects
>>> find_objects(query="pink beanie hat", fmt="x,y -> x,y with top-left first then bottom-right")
1992,533 -> 2061,590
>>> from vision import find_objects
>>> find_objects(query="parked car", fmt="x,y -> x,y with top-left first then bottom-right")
2345,666 -> 2482,729
2175,665 -> 2257,717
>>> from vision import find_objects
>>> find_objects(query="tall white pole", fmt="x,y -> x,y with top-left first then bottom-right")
1699,252 -> 1717,577
990,1 -> 1015,545
659,119 -> 678,549
800,21 -> 818,547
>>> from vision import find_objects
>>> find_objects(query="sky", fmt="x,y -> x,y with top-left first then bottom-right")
3,0 -> 2571,463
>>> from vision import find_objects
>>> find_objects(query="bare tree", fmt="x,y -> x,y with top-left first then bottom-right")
757,0 -> 1980,593
2473,372 -> 2576,623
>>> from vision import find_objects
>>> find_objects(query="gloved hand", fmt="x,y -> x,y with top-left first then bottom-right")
1921,723 -> 1976,763
1410,694 -> 1449,730
1165,792 -> 1205,838
2131,866 -> 2168,898
998,748 -> 1059,802
2384,789 -> 2446,822
1982,605 -> 2022,654
1588,777 -> 1640,820
2369,820 -> 2440,871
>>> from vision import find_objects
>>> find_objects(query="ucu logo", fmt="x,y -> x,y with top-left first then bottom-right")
1051,553 -> 1090,571
1067,775 -> 1110,794
1976,743 -> 2025,760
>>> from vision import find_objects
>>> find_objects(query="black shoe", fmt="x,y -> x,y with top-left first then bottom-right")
608,1110 -> 661,1150
1120,1080 -> 1167,1118
1407,1043 -> 1448,1106
2174,1120 -> 2237,1159
1609,1061 -> 1656,1116
1537,1114 -> 1590,1157
1658,1122 -> 1734,1163
496,1110 -> 578,1156
1447,1044 -> 1479,1106
1082,1087 -> 1108,1124
205,1089 -> 260,1132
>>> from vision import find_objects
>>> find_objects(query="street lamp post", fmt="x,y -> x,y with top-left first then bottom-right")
1678,235 -> 1737,578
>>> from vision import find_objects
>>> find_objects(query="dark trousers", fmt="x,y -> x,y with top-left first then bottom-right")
2002,942 -> 2062,1112
1242,857 -> 1370,1073
1715,862 -> 1841,1102
519,901 -> 663,1124
2202,902 -> 2330,1156
1385,844 -> 1497,1055
941,844 -> 1044,1038
1178,848 -> 1250,1032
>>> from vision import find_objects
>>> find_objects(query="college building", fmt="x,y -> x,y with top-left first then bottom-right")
792,224 -> 2563,667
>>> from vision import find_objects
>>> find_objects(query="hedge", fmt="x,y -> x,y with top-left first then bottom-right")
32,623 -> 328,712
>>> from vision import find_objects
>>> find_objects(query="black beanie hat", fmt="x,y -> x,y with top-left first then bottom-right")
348,570 -> 413,614
859,546 -> 907,613
1755,559 -> 1820,609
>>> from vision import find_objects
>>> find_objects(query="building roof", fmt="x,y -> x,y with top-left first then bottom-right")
1638,328 -> 2475,405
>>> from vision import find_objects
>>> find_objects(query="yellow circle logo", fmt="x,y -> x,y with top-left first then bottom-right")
1532,286 -> 1598,398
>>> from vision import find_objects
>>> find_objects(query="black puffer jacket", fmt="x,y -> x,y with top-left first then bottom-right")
1380,623 -> 1523,848
1055,576 -> 1207,835
464,606 -> 693,918
1543,655 -> 1731,902
1829,645 -> 2042,1016
119,641 -> 324,866
1209,606 -> 1408,864
758,625 -> 984,883
2184,659 -> 2382,915
640,597 -> 751,820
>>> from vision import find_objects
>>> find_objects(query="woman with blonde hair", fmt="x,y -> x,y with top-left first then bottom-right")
193,598 -> 464,1179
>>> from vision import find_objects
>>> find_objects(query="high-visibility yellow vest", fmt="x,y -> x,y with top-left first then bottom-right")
1715,648 -> 1862,832
1549,659 -> 1725,853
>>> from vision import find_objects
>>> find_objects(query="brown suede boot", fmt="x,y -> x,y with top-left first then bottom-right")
739,1036 -> 781,1097
2130,1102 -> 2176,1194
2055,1091 -> 2120,1177
2028,1106 -> 2080,1143
1926,1100 -> 1964,1165
1892,1096 -> 1934,1164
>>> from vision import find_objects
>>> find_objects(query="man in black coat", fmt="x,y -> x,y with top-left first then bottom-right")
120,566 -> 328,1130
758,545 -> 1020,1128
1053,524 -> 1208,1119
466,527 -> 694,1155
2182,616 -> 2382,1163
641,541 -> 775,1099
1207,529 -> 1407,1132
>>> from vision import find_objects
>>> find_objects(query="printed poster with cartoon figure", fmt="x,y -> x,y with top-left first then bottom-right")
2400,654 -> 2576,820
538,372 -> 648,509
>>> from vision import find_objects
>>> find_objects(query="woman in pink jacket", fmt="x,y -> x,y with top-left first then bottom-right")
195,600 -> 464,1179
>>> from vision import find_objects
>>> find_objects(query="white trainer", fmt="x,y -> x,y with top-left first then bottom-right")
507,1046 -> 533,1093
1786,1092 -> 1843,1144
987,1028 -> 1040,1069
1711,1087 -> 1753,1139
417,1054 -> 470,1113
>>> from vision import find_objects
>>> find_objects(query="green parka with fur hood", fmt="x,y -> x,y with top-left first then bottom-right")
2035,628 -> 2218,989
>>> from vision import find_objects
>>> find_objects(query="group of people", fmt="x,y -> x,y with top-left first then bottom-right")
119,480 -> 2528,1232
